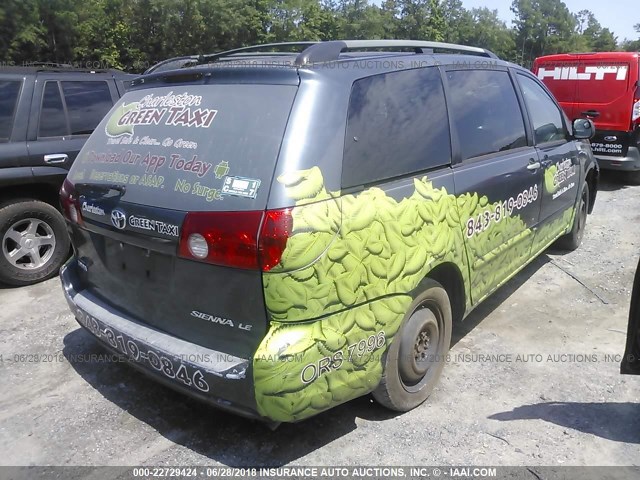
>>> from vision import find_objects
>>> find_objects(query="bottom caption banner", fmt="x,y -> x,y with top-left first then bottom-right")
3,466 -> 640,480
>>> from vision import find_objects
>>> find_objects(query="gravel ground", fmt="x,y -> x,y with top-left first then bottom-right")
0,171 -> 638,467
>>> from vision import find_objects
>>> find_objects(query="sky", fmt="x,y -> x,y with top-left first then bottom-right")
460,0 -> 639,41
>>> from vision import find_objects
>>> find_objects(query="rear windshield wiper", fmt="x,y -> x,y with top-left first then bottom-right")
75,182 -> 127,199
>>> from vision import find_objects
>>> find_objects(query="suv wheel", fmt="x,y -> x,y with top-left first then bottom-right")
0,200 -> 70,286
373,279 -> 452,412
556,181 -> 589,251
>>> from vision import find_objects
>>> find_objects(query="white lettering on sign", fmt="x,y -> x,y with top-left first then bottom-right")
537,66 -> 628,81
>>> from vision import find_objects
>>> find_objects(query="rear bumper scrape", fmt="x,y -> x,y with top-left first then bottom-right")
60,259 -> 263,420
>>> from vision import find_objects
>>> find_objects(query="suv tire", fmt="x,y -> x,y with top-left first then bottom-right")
556,182 -> 589,251
0,200 -> 70,286
373,279 -> 452,412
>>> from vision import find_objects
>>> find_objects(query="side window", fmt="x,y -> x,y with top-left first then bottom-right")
342,67 -> 451,188
517,74 -> 568,144
39,81 -> 68,138
446,69 -> 527,161
0,80 -> 22,142
61,81 -> 113,135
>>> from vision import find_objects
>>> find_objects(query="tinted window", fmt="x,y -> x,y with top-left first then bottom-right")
0,81 -> 21,141
39,82 -> 68,138
342,68 -> 451,188
518,74 -> 568,144
69,84 -> 297,211
61,81 -> 113,135
446,70 -> 527,161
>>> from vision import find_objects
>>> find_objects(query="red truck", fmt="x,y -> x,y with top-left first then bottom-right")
533,52 -> 640,182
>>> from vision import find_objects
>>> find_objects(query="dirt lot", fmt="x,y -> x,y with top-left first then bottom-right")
0,171 -> 639,467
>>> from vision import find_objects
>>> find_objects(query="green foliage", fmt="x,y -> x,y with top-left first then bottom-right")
511,0 -> 578,66
621,23 -> 640,52
0,0 -> 626,72
397,0 -> 445,41
464,8 -> 516,61
574,10 -> 617,52
0,0 -> 46,63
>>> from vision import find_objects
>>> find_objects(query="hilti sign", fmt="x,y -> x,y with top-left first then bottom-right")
537,65 -> 628,81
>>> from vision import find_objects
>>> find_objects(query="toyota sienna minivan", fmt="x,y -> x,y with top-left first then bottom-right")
60,40 -> 598,424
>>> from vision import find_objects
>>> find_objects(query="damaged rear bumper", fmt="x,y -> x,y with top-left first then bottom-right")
60,259 -> 264,421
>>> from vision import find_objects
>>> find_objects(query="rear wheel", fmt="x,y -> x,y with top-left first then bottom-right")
0,200 -> 70,286
556,181 -> 589,251
373,279 -> 452,412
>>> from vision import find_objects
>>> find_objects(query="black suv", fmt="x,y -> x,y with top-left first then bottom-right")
60,41 -> 598,424
0,66 -> 133,285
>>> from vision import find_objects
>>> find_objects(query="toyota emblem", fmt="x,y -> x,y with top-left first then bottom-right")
110,209 -> 127,230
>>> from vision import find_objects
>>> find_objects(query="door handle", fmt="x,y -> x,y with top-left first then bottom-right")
527,160 -> 541,171
44,154 -> 69,164
581,110 -> 600,118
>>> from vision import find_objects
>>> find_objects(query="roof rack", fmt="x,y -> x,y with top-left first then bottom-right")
294,40 -> 499,66
144,40 -> 499,74
144,56 -> 199,75
144,42 -> 316,74
199,42 -> 318,63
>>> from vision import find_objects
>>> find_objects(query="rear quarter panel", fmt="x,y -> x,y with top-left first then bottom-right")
256,167 -> 471,421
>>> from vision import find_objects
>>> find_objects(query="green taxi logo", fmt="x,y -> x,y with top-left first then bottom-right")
105,101 -> 138,138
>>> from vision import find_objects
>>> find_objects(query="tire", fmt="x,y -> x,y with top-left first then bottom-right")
372,279 -> 452,412
0,200 -> 70,286
556,182 -> 589,251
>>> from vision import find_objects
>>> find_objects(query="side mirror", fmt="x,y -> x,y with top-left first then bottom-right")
573,118 -> 595,140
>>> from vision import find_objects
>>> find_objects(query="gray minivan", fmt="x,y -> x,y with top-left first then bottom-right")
60,40 -> 598,424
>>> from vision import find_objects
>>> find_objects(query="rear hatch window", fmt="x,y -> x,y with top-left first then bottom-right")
69,84 -> 298,212
65,82 -> 297,358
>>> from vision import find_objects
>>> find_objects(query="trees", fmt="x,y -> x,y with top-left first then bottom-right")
511,0 -> 579,66
0,1 -> 46,64
441,0 -> 474,45
396,0 -> 445,42
576,10 -> 617,52
621,24 -> 640,52
0,0 -> 627,72
457,8 -> 515,61
512,0 -> 622,65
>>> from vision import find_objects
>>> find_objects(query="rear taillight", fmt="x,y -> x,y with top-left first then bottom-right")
60,179 -> 83,225
633,84 -> 640,126
258,209 -> 293,271
178,209 -> 292,271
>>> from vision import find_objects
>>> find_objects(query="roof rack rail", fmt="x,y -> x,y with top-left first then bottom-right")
144,56 -> 199,75
144,42 -> 317,74
144,40 -> 499,74
198,42 -> 317,64
294,40 -> 498,66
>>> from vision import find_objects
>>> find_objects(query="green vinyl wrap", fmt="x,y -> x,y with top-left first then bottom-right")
254,167 -> 575,422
